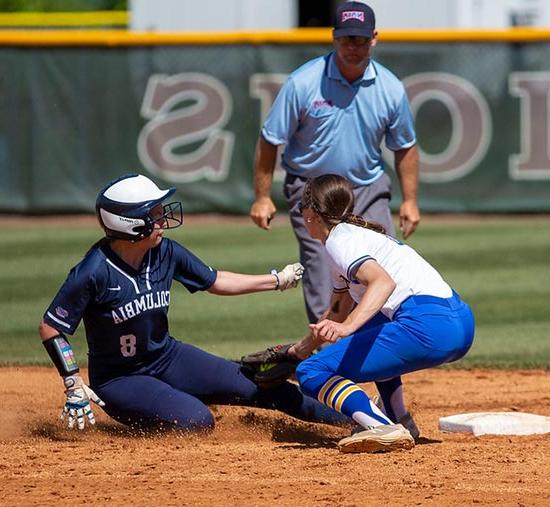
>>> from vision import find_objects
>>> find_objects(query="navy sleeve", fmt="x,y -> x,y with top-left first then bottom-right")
43,261 -> 94,335
171,241 -> 218,293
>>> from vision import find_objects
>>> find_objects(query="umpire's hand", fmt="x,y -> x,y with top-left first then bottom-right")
399,199 -> 420,239
250,197 -> 277,230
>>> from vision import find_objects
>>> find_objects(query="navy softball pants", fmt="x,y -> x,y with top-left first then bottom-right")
92,339 -> 349,431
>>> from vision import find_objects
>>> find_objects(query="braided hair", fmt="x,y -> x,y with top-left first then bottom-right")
302,174 -> 386,234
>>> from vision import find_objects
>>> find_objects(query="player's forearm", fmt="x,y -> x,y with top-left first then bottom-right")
39,319 -> 81,377
290,332 -> 323,360
290,294 -> 352,359
394,145 -> 419,203
208,271 -> 278,295
39,319 -> 63,341
254,136 -> 278,200
342,279 -> 395,333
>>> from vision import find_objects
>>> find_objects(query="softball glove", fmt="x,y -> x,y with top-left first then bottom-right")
241,343 -> 300,389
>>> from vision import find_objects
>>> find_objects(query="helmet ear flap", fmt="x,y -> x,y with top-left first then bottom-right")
97,207 -> 149,241
131,215 -> 155,240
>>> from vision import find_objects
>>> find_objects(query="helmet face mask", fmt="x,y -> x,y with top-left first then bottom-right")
96,174 -> 183,241
150,201 -> 184,231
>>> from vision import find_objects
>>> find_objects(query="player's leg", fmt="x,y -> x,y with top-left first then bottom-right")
297,298 -> 475,418
295,328 -> 418,452
375,377 -> 420,440
375,377 -> 405,421
252,379 -> 352,426
285,174 -> 332,324
95,374 -> 215,431
156,340 -> 350,426
370,296 -> 472,440
325,310 -> 415,432
295,340 -> 413,452
342,312 -> 411,425
354,173 -> 396,237
296,302 -> 473,451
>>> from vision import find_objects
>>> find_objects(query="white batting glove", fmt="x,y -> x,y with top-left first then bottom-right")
61,374 -> 105,430
276,263 -> 305,291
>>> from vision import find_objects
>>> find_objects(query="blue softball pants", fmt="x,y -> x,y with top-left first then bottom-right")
296,292 -> 475,399
92,339 -> 349,431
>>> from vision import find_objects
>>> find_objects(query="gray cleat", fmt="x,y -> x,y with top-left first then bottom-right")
339,423 -> 415,454
398,412 -> 420,441
372,394 -> 421,441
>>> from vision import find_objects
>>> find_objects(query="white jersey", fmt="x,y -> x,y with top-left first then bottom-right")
326,223 -> 452,319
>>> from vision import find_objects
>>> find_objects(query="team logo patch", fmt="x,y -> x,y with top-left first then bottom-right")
312,99 -> 333,109
55,306 -> 69,319
342,11 -> 365,22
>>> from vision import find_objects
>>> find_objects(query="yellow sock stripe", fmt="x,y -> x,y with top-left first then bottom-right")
317,376 -> 345,405
326,379 -> 354,409
334,385 -> 364,413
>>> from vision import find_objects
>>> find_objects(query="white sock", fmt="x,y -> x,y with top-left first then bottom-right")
352,400 -> 393,429
389,385 -> 408,421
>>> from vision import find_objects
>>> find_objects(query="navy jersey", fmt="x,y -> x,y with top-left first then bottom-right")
43,238 -> 217,380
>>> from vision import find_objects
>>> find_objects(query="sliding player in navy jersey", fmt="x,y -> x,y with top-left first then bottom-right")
39,174 -> 348,431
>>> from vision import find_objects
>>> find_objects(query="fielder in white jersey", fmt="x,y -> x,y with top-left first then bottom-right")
286,174 -> 475,453
328,223 -> 452,319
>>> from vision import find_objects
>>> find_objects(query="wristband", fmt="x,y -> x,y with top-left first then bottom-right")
270,269 -> 280,290
43,334 -> 80,377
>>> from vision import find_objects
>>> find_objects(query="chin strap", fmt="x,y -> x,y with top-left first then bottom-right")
43,334 -> 80,377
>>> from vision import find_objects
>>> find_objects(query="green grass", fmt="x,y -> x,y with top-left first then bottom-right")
1,216 -> 549,369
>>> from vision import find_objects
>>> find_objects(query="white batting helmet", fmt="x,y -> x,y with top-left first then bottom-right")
96,174 -> 183,241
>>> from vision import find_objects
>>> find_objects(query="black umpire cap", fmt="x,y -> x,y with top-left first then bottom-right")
333,1 -> 376,39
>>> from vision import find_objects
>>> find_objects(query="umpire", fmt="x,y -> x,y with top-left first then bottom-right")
249,1 -> 420,324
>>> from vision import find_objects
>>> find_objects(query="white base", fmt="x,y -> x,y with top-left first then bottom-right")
439,412 -> 550,436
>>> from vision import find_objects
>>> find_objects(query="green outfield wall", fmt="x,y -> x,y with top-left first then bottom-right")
1,29 -> 550,213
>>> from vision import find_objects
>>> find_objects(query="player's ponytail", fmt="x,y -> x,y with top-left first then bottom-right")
303,174 -> 386,234
344,213 -> 386,234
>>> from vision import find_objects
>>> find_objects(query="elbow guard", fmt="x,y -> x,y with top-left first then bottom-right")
42,333 -> 80,377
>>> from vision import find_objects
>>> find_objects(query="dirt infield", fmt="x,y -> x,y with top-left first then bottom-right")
1,368 -> 549,506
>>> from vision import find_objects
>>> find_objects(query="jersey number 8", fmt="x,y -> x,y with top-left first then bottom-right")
120,334 -> 137,357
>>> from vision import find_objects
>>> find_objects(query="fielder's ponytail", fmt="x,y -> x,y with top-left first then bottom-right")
343,213 -> 386,234
303,175 -> 386,235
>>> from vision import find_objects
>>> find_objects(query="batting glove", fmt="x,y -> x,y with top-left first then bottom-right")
62,374 -> 105,430
276,263 -> 305,291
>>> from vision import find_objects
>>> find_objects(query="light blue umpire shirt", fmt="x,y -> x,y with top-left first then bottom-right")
261,52 -> 416,187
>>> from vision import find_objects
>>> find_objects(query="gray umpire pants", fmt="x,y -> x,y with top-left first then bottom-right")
284,172 -> 395,324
